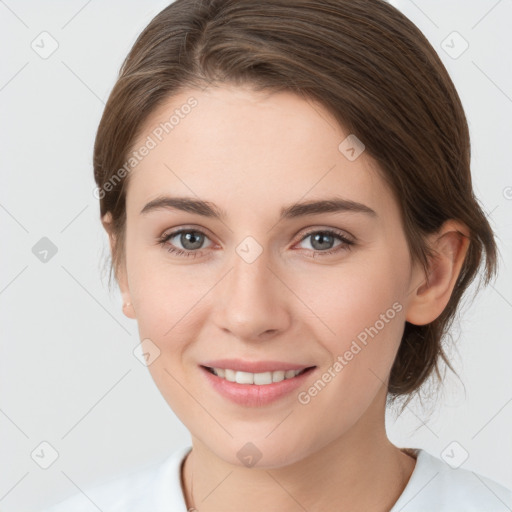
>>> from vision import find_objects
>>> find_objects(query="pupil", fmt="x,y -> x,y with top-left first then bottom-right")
311,232 -> 333,250
181,231 -> 203,250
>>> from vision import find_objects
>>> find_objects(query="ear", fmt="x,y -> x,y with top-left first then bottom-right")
406,220 -> 470,326
102,212 -> 136,319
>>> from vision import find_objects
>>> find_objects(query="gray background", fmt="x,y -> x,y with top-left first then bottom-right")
1,1 -> 511,510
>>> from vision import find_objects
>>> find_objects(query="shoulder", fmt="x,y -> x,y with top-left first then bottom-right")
39,445 -> 192,512
391,447 -> 512,512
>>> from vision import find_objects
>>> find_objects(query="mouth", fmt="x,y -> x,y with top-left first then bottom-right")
199,363 -> 317,407
201,365 -> 316,385
198,358 -> 318,406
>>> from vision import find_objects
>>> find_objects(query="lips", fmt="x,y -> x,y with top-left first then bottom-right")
199,358 -> 317,407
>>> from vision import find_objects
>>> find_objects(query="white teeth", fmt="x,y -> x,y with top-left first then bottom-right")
224,369 -> 236,381
272,370 -> 285,383
210,367 -> 305,385
254,372 -> 273,385
235,371 -> 254,384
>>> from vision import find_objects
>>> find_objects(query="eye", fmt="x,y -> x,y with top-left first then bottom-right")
295,229 -> 354,257
158,228 -> 213,257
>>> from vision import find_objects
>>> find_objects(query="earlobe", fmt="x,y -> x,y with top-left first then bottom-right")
406,220 -> 470,326
122,301 -> 136,319
102,212 -> 135,319
117,262 -> 135,318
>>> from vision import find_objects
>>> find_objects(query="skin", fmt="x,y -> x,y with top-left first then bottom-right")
103,84 -> 469,511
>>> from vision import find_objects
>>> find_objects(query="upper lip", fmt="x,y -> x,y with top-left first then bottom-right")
201,359 -> 315,373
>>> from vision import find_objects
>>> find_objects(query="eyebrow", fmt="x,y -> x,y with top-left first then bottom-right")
140,195 -> 377,220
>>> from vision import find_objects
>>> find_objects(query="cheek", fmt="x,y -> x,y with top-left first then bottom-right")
295,253 -> 407,344
127,245 -> 207,326
290,248 -> 409,395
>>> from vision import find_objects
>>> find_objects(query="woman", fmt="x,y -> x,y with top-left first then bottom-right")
42,0 -> 512,510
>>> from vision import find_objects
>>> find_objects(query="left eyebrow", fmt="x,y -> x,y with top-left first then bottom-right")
280,197 -> 377,219
140,195 -> 377,220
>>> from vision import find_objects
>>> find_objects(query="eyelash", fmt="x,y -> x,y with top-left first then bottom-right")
157,228 -> 355,258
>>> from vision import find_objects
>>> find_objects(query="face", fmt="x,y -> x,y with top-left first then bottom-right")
113,84 -> 423,468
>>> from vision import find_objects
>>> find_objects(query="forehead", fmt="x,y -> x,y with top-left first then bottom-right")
125,84 -> 394,218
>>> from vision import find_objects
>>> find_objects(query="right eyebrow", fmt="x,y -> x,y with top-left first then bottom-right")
140,196 -> 227,219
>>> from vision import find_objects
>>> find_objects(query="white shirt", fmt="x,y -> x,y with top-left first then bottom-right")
41,445 -> 512,511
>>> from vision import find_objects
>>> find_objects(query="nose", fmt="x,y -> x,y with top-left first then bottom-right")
211,249 -> 292,342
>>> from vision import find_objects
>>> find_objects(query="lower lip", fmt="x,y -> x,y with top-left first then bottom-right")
200,366 -> 316,407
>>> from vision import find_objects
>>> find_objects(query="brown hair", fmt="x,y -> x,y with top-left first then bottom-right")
94,0 -> 498,408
